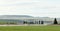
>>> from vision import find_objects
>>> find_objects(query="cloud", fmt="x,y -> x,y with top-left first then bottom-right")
16,0 -> 60,18
0,0 -> 60,18
0,0 -> 16,4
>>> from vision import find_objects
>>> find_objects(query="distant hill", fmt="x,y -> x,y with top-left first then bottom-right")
0,15 -> 33,19
0,15 -> 60,22
2,15 -> 32,17
0,15 -> 33,17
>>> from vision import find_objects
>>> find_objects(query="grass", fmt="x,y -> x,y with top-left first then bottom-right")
0,26 -> 60,31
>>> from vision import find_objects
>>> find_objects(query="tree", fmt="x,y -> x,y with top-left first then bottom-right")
54,18 -> 58,24
41,21 -> 44,24
29,22 -> 34,24
23,21 -> 27,24
23,21 -> 25,24
39,21 -> 40,24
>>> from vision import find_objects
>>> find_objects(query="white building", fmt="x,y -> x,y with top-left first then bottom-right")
0,15 -> 56,25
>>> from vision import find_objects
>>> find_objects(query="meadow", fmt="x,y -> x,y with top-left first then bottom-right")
0,26 -> 60,31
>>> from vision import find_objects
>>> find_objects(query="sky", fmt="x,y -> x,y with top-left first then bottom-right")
0,0 -> 60,18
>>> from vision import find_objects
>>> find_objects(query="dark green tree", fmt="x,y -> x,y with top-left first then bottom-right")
41,21 -> 44,24
28,22 -> 34,24
39,21 -> 40,24
23,21 -> 25,24
23,21 -> 27,24
54,18 -> 58,24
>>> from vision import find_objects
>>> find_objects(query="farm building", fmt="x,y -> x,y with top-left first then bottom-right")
0,15 -> 54,25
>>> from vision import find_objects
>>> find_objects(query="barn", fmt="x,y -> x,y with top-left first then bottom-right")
0,15 -> 56,25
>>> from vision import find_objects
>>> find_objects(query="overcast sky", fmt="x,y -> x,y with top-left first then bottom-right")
0,0 -> 60,18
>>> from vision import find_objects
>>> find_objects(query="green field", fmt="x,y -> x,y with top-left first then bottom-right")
0,26 -> 60,31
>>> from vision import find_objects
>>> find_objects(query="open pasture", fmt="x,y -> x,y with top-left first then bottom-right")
0,26 -> 60,31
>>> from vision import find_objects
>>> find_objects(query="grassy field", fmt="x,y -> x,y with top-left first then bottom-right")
0,26 -> 60,31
